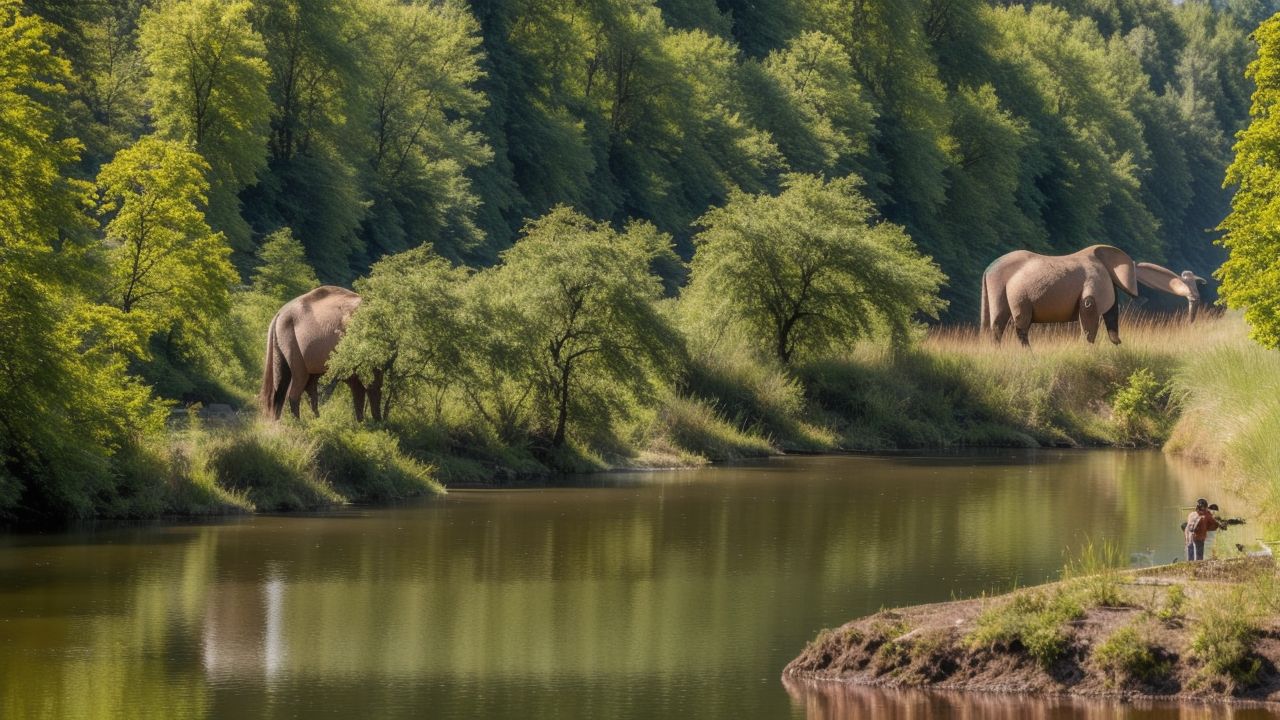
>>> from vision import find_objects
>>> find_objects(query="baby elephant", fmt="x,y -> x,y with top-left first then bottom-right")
980,245 -> 1139,347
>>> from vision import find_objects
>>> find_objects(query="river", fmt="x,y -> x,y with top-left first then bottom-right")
0,450 -> 1262,718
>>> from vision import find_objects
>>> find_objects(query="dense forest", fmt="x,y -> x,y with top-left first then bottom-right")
2,0 -> 1276,518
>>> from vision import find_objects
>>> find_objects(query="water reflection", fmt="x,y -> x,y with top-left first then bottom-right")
0,451 -> 1256,719
783,677 -> 1278,719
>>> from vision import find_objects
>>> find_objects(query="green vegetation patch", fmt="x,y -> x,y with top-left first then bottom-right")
1091,624 -> 1172,687
967,588 -> 1085,667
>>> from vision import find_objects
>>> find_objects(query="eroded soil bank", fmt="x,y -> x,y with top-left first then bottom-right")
784,558 -> 1280,707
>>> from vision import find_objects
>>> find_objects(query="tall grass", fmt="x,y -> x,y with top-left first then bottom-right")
1164,317 -> 1280,522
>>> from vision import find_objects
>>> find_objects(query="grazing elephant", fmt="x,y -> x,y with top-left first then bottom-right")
259,286 -> 383,421
980,245 -> 1139,347
1135,262 -> 1207,323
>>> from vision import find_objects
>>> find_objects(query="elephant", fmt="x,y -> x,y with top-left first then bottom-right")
1135,262 -> 1207,323
259,286 -> 383,421
980,245 -> 1139,347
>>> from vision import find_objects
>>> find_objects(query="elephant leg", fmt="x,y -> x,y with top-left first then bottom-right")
285,371 -> 309,420
991,304 -> 1012,344
281,330 -> 309,420
1078,296 -> 1099,344
366,369 -> 384,422
305,375 -> 320,418
1011,302 -> 1033,348
1103,302 -> 1121,344
346,376 -> 366,422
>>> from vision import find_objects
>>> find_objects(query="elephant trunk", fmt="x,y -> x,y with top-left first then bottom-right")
1188,299 -> 1198,324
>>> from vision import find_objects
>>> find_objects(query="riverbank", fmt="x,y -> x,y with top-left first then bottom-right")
65,311 -> 1274,521
784,557 -> 1280,706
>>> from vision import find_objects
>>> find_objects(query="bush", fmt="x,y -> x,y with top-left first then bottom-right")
1190,591 -> 1262,687
311,419 -> 442,502
655,394 -> 776,461
1111,368 -> 1170,446
204,422 -> 341,511
967,589 -> 1084,667
1091,624 -> 1171,686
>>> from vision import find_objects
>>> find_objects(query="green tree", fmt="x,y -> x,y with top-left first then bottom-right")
357,0 -> 491,263
488,207 -> 681,447
1218,14 -> 1280,348
683,174 -> 946,364
327,247 -> 470,420
250,227 -> 319,301
96,137 -> 237,342
751,31 -> 876,178
138,0 -> 271,250
243,0 -> 365,280
0,1 -> 162,517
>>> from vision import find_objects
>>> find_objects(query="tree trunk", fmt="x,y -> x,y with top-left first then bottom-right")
552,360 -> 572,447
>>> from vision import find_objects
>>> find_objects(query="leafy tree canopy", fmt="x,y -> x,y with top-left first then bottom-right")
683,174 -> 947,364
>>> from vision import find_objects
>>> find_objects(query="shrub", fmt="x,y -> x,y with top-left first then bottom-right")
1092,624 -> 1170,686
204,422 -> 341,511
1190,592 -> 1262,687
1111,368 -> 1169,446
311,420 -> 442,502
967,589 -> 1084,667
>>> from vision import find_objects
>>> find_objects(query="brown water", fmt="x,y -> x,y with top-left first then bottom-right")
0,451 -> 1259,719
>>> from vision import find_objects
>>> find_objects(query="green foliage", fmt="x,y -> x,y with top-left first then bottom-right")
1190,588 -> 1262,687
138,0 -> 271,249
967,588 -> 1085,667
1111,367 -> 1170,445
326,246 -> 470,419
752,32 -> 875,177
357,0 -> 490,263
310,417 -> 442,502
684,174 -> 946,364
1157,584 -> 1187,623
250,227 -> 319,301
0,1 -> 165,519
1061,539 -> 1126,608
1091,624 -> 1171,687
96,136 -> 237,341
1218,14 -> 1280,349
485,207 -> 683,447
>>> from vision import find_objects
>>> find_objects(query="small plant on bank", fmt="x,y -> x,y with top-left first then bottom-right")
967,589 -> 1084,667
1156,584 -> 1187,624
1091,624 -> 1171,687
1061,540 -> 1127,608
1190,590 -> 1262,688
1111,367 -> 1170,445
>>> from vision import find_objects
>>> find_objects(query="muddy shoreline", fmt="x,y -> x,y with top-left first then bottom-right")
783,559 -> 1280,708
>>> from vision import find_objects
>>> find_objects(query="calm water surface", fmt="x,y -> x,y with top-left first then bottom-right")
0,450 -> 1263,719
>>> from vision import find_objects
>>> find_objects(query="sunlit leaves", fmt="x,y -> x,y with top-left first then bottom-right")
139,0 -> 271,249
684,174 -> 947,364
96,137 -> 236,343
1218,15 -> 1280,349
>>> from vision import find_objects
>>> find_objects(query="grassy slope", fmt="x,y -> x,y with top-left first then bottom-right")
142,312 -> 1275,517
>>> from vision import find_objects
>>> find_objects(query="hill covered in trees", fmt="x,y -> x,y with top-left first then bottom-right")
25,0 -> 1265,304
2,0 -> 1275,519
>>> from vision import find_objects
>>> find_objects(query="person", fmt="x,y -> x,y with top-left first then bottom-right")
1185,498 -> 1221,561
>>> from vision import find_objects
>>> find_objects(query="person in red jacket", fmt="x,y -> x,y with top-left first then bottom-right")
1185,498 -> 1221,561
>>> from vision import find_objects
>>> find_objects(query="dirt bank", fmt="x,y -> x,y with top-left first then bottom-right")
784,558 -> 1280,706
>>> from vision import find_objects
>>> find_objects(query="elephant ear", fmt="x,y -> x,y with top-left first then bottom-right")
1092,245 -> 1139,297
1137,262 -> 1194,299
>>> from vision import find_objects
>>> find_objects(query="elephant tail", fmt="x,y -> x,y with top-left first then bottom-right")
259,313 -> 285,418
979,272 -> 990,335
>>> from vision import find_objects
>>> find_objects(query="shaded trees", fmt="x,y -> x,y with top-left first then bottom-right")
138,0 -> 271,251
